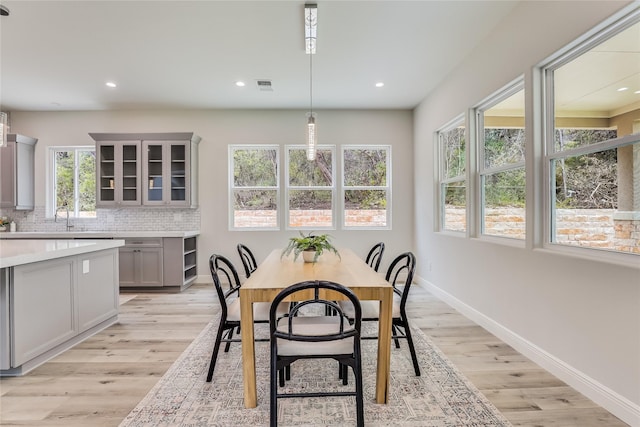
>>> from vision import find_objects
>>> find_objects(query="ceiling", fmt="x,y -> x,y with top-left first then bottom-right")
0,0 -> 522,112
0,1 -> 638,116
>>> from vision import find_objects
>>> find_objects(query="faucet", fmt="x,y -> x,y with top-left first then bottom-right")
55,205 -> 74,231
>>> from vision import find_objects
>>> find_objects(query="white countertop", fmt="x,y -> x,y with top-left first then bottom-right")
0,239 -> 125,268
0,230 -> 200,239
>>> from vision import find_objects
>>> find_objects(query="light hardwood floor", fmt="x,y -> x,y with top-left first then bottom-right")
0,283 -> 628,426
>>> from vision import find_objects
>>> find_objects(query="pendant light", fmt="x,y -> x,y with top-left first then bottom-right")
305,4 -> 317,161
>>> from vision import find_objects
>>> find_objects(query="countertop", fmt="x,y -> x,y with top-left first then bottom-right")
0,231 -> 200,239
0,239 -> 126,268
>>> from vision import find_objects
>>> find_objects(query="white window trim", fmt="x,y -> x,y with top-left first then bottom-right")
474,76 -> 526,243
436,114 -> 467,234
539,5 -> 640,262
47,146 -> 95,219
284,144 -> 336,230
341,145 -> 392,230
228,144 -> 280,231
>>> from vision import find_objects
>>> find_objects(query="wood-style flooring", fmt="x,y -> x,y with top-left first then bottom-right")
0,283 -> 629,426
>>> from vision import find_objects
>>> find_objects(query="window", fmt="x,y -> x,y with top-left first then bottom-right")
543,13 -> 640,256
286,145 -> 335,229
476,81 -> 526,240
342,146 -> 390,228
438,117 -> 466,232
51,147 -> 96,218
229,145 -> 279,230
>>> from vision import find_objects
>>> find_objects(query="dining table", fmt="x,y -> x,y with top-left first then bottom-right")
239,247 -> 393,408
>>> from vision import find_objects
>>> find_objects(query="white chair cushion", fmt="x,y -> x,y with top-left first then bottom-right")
337,297 -> 401,319
226,298 -> 289,322
276,316 -> 355,356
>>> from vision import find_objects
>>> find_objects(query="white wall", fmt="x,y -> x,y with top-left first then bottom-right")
414,1 -> 640,425
9,108 -> 414,279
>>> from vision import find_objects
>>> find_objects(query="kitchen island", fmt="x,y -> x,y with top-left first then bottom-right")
0,239 -> 124,376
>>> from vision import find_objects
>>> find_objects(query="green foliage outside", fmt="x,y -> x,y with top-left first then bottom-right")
55,150 -> 96,216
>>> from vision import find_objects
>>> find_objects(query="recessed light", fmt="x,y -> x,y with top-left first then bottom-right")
235,81 -> 246,87
617,87 -> 628,92
105,82 -> 117,88
375,82 -> 384,88
635,90 -> 640,95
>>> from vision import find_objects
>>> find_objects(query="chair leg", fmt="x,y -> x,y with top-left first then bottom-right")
392,324 -> 401,348
354,350 -> 364,427
206,319 -> 228,382
224,327 -> 234,352
402,318 -> 421,376
270,351 -> 279,427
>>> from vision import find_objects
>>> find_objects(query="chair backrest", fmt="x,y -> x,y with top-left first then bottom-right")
385,252 -> 416,310
209,254 -> 242,318
365,242 -> 385,272
237,243 -> 258,278
269,280 -> 362,343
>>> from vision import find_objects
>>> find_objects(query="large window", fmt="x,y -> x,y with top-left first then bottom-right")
544,14 -> 640,256
476,81 -> 526,240
229,145 -> 279,230
438,117 -> 466,233
285,145 -> 335,229
50,147 -> 96,218
342,146 -> 390,229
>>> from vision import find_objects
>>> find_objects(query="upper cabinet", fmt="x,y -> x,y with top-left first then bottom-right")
0,134 -> 38,210
90,133 -> 200,208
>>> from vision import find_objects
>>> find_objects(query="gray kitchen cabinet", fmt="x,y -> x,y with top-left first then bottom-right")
1,247 -> 119,375
0,134 -> 38,210
90,132 -> 200,208
119,236 -> 197,290
94,140 -> 141,207
118,238 -> 163,287
163,236 -> 198,290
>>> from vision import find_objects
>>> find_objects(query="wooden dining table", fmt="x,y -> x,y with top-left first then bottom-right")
239,248 -> 393,408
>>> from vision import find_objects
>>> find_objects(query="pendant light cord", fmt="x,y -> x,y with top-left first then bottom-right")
309,48 -> 313,117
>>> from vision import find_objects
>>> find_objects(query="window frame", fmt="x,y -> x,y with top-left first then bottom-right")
436,115 -> 467,234
341,145 -> 392,230
228,144 -> 280,231
474,77 -> 526,242
541,7 -> 640,261
48,146 -> 96,219
284,144 -> 336,230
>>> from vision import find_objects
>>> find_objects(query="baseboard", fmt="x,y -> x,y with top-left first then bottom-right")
415,276 -> 640,427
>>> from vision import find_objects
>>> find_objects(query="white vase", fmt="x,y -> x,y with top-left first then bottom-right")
302,250 -> 317,263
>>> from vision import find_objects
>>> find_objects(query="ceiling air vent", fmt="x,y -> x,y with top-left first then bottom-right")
256,80 -> 273,92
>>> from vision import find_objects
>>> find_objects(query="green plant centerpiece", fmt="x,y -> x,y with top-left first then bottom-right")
281,231 -> 340,263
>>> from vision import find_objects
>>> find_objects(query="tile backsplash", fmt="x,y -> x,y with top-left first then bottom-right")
0,206 -> 200,232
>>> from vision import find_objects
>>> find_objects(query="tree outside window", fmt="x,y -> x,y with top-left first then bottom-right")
230,146 -> 279,229
53,147 -> 96,218
342,146 -> 390,228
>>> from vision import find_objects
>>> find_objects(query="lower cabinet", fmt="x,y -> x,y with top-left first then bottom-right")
118,235 -> 197,290
0,248 -> 119,375
119,238 -> 164,287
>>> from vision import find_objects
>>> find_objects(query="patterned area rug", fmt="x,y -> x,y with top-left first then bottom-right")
119,317 -> 511,427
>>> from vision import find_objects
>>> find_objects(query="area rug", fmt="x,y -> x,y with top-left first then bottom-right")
119,317 -> 512,427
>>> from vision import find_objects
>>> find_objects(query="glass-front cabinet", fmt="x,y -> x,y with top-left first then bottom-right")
142,140 -> 191,206
91,132 -> 200,208
96,141 -> 141,207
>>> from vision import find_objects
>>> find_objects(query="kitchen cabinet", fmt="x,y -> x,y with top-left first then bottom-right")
0,242 -> 121,376
0,134 -> 38,210
119,235 -> 197,290
119,238 -> 163,287
95,141 -> 141,207
90,132 -> 200,208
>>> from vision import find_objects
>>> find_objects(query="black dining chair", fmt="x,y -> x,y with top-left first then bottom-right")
365,242 -> 385,272
206,254 -> 288,382
237,243 -> 258,279
339,251 -> 420,376
269,280 -> 364,427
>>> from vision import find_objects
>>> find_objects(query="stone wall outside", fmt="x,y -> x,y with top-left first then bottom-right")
235,208 -> 639,254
